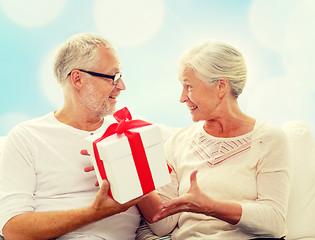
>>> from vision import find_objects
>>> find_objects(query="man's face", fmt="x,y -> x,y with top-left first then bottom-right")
80,46 -> 125,118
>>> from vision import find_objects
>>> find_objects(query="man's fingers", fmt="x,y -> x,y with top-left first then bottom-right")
99,180 -> 110,195
84,165 -> 95,172
80,149 -> 90,156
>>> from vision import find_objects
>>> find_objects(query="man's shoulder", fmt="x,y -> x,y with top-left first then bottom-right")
8,112 -> 54,137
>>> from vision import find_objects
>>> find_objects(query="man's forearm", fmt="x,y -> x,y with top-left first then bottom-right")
3,180 -> 140,240
2,206 -> 104,240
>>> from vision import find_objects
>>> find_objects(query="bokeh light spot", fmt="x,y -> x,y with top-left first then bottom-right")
94,0 -> 165,46
0,0 -> 66,27
248,0 -> 298,52
39,49 -> 64,109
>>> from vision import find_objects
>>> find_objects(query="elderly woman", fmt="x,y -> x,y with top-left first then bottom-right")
145,41 -> 291,239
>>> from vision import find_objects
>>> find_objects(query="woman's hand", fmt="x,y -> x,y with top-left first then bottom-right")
153,170 -> 242,225
152,170 -> 215,222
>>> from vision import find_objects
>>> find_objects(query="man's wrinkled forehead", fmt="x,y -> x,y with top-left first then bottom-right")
96,46 -> 122,72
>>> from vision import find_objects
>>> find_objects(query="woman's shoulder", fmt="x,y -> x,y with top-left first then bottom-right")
254,120 -> 288,143
166,122 -> 203,145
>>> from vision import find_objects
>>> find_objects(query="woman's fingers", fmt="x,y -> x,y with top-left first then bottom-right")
153,170 -> 201,222
189,170 -> 198,191
153,204 -> 181,222
160,197 -> 185,209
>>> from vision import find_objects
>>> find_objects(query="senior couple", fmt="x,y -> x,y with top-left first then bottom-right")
0,33 -> 291,240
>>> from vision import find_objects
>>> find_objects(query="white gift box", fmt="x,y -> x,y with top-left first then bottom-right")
86,124 -> 171,204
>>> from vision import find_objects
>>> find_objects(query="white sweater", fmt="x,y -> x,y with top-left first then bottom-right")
0,112 -> 141,239
150,120 -> 291,239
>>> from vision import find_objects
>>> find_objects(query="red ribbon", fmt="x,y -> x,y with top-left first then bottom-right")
92,107 -> 155,199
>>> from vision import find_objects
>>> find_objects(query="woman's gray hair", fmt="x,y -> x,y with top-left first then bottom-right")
179,40 -> 247,98
53,33 -> 115,88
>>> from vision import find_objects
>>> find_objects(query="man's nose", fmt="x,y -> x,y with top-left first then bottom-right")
116,78 -> 126,90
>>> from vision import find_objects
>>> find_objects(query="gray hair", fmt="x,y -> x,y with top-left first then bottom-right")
53,33 -> 115,87
179,40 -> 247,98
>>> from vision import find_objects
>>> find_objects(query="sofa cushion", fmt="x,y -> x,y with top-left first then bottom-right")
0,137 -> 6,157
282,121 -> 315,240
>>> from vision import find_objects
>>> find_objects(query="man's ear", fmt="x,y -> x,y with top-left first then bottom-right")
69,69 -> 82,90
217,77 -> 229,98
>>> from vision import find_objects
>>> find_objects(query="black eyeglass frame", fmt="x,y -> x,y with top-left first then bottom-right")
69,69 -> 122,85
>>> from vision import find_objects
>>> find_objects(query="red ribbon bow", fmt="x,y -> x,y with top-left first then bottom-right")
92,107 -> 155,199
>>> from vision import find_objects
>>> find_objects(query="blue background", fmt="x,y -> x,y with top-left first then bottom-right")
1,0 -> 314,136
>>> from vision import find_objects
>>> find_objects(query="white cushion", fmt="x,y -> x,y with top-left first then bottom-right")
282,121 -> 315,240
0,136 -> 7,157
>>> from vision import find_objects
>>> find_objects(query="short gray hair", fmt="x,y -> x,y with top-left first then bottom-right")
179,40 -> 247,98
53,33 -> 115,87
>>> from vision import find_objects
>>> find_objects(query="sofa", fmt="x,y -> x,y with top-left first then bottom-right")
0,121 -> 314,239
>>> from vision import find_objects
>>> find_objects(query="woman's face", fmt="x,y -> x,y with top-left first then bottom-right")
179,66 -> 219,122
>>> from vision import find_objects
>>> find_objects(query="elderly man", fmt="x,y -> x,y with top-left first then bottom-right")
0,33 -> 170,240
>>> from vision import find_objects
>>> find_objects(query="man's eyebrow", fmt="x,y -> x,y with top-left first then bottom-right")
113,68 -> 121,73
113,64 -> 122,73
107,67 -> 121,74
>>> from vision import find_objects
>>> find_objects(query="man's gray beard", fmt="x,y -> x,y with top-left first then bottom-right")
99,105 -> 115,118
81,83 -> 116,119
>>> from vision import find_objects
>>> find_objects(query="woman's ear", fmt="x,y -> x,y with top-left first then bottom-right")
69,69 -> 82,90
217,77 -> 229,98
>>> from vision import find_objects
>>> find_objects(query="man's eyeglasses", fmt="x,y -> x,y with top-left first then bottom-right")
69,69 -> 122,85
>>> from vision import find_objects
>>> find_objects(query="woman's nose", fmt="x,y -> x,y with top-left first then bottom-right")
180,89 -> 188,103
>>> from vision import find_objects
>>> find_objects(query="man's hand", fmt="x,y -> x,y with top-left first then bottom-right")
81,149 -> 98,186
90,179 -> 142,220
81,148 -> 142,215
3,178 -> 141,240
